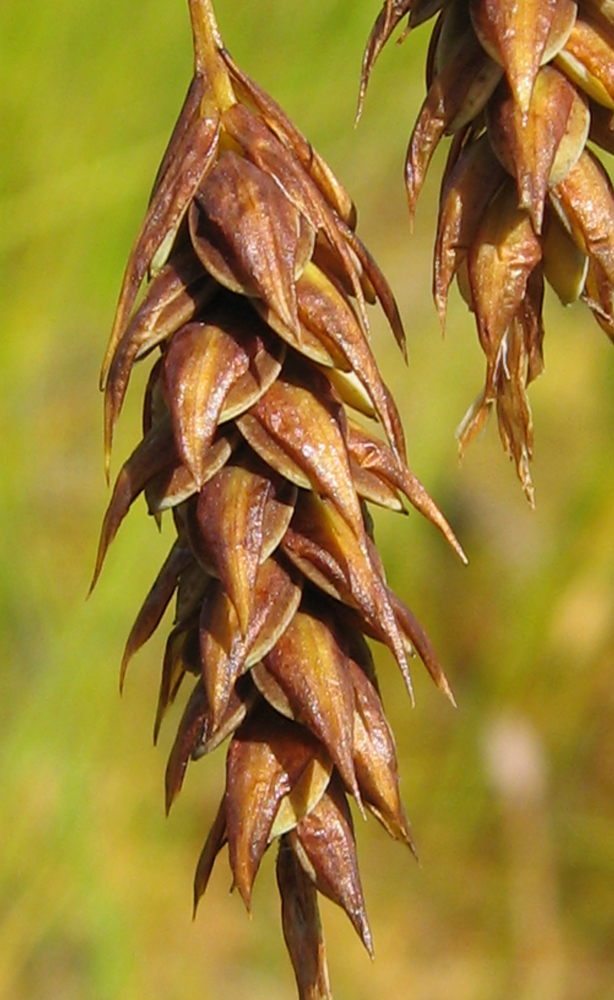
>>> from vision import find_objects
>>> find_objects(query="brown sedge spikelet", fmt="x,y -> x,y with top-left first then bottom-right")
93,1 -> 465,996
362,0 -> 614,505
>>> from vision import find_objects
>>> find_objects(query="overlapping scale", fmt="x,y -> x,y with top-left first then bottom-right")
363,0 -> 614,503
94,2 -> 464,996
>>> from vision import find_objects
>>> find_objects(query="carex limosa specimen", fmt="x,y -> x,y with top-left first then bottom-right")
92,1 -> 464,997
362,0 -> 614,504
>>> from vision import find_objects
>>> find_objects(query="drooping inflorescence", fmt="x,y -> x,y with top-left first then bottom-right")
362,0 -> 614,504
94,1 -> 463,997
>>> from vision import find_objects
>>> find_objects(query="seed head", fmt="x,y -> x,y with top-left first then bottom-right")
94,1 -> 464,995
363,0 -> 614,504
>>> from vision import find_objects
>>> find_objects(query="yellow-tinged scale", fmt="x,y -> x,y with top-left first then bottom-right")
556,49 -> 614,109
270,753 -> 334,839
543,207 -> 588,304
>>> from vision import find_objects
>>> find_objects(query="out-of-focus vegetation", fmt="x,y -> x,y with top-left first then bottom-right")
2,1 -> 614,998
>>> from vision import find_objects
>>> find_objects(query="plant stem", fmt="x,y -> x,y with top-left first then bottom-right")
188,0 -> 235,111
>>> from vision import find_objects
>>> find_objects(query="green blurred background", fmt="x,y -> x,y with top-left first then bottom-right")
2,1 -> 614,998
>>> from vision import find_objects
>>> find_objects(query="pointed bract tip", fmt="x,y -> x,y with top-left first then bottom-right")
403,669 -> 416,708
87,552 -> 104,600
361,918 -> 375,960
440,672 -> 457,708
118,653 -> 130,696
